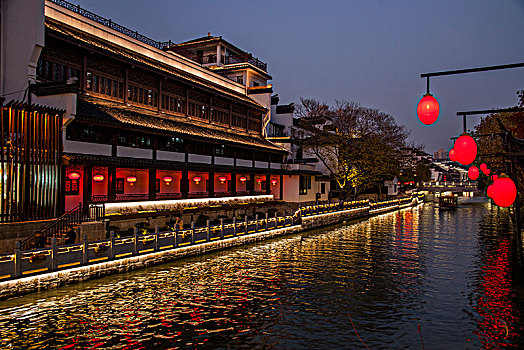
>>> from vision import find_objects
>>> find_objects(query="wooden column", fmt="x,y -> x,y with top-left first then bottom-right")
148,168 -> 156,200
208,171 -> 215,197
229,103 -> 232,128
181,170 -> 189,198
231,172 -> 237,196
83,165 -> 93,205
265,173 -> 271,195
108,167 -> 116,202
124,66 -> 129,104
158,79 -> 162,112
248,173 -> 255,195
82,54 -> 88,92
280,174 -> 284,200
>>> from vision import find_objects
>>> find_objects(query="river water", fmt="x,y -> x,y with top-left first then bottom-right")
0,198 -> 523,349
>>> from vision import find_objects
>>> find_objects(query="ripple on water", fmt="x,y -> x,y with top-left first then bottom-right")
0,198 -> 522,349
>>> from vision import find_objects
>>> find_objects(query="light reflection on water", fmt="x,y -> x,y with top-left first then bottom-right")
0,198 -> 522,349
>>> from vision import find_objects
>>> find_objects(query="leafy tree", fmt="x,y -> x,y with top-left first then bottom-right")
294,99 -> 409,198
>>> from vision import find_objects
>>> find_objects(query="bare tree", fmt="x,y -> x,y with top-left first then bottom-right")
295,98 -> 409,198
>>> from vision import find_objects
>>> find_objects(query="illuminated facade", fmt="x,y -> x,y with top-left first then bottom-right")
28,0 -> 287,213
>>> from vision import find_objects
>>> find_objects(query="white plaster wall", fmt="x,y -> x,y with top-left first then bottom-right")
44,1 -> 245,95
271,163 -> 282,170
64,140 -> 112,156
282,175 -> 299,202
34,92 -> 76,120
236,159 -> 252,168
1,0 -> 44,99
117,146 -> 153,159
215,156 -> 234,166
254,161 -> 268,169
250,92 -> 271,134
188,154 -> 211,164
157,150 -> 185,162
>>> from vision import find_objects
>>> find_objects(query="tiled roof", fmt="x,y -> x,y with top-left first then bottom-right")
76,96 -> 286,152
44,18 -> 265,111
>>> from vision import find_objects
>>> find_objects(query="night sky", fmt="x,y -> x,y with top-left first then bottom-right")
71,0 -> 524,153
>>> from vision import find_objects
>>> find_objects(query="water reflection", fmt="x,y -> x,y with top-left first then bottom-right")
0,198 -> 522,349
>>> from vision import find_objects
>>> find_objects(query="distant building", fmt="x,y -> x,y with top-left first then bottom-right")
433,148 -> 448,161
267,95 -> 330,203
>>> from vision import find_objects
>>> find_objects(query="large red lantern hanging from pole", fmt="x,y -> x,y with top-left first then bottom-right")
449,148 -> 456,162
417,93 -> 440,125
467,166 -> 479,181
480,163 -> 487,172
491,175 -> 498,182
491,174 -> 517,208
454,133 -> 477,165
487,184 -> 494,198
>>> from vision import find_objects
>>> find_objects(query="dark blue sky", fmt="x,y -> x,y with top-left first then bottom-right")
72,0 -> 524,153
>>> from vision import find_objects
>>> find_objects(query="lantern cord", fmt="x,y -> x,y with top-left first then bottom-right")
426,77 -> 430,94
348,312 -> 370,349
418,324 -> 426,350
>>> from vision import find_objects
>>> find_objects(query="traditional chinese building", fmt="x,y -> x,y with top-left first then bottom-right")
30,0 -> 288,214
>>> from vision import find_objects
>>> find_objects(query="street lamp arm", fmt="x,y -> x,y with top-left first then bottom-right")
421,62 -> 524,78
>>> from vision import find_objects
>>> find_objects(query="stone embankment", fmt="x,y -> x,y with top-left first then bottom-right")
0,196 -> 424,300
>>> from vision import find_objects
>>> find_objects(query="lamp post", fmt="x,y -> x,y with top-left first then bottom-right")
419,62 -> 524,262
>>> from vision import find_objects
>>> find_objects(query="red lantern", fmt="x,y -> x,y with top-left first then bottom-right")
239,176 -> 247,183
163,176 -> 173,185
487,184 -> 494,198
480,163 -> 487,172
491,175 -> 498,182
467,166 -> 479,181
483,168 -> 490,176
417,93 -> 439,125
93,174 -> 105,182
193,176 -> 202,184
126,176 -> 137,186
67,172 -> 80,180
271,179 -> 277,185
218,176 -> 227,184
256,178 -> 263,184
454,133 -> 477,165
491,175 -> 517,208
449,148 -> 456,162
